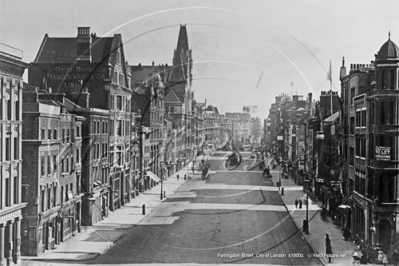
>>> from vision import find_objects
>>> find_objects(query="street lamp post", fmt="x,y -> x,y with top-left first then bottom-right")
160,162 -> 164,199
303,179 -> 310,234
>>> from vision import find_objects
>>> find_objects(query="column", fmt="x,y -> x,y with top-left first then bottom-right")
0,224 -> 5,266
5,221 -> 13,266
13,218 -> 21,264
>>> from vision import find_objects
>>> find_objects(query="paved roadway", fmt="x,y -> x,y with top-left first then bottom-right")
75,151 -> 320,265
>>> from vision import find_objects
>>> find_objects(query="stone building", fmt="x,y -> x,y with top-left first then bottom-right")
0,43 -> 28,265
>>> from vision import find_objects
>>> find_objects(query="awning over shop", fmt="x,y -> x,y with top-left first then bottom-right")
352,193 -> 367,209
146,171 -> 161,182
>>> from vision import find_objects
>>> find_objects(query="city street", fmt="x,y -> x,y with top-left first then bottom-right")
66,152 -> 320,265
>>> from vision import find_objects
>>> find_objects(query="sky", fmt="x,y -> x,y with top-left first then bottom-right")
1,0 -> 399,121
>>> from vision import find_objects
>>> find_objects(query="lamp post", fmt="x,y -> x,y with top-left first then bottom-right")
277,135 -> 283,191
160,161 -> 165,199
303,178 -> 310,234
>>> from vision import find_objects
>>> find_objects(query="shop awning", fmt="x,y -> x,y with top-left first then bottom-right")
146,171 -> 161,182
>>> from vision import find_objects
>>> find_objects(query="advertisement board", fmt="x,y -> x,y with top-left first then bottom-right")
375,146 -> 390,161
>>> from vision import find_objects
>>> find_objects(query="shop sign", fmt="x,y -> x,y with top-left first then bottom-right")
375,146 -> 390,161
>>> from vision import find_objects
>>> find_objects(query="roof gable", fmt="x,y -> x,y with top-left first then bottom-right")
164,89 -> 181,103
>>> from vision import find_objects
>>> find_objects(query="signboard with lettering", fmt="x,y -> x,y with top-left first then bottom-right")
375,146 -> 390,161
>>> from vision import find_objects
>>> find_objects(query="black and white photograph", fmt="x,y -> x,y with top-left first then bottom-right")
1,0 -> 399,265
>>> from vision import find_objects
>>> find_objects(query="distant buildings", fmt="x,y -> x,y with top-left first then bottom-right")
264,34 -> 399,256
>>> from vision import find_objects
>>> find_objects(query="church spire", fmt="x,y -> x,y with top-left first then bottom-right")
176,24 -> 189,52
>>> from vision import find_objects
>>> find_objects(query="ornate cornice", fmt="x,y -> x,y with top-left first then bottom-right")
0,55 -> 28,78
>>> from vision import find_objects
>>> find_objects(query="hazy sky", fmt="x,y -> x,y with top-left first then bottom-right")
1,0 -> 398,120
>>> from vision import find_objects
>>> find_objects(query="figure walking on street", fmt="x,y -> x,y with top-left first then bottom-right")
299,199 -> 302,209
382,252 -> 388,266
325,234 -> 332,263
295,198 -> 299,208
393,249 -> 399,266
177,174 -> 179,181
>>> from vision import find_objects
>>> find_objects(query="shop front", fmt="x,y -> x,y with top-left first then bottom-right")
0,208 -> 24,264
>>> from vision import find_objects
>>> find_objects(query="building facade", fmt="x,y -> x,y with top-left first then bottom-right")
21,87 -> 84,256
0,43 -> 28,265
28,27 -> 132,219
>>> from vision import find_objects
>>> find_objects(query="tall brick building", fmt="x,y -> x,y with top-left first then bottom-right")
21,87 -> 84,256
28,27 -> 133,224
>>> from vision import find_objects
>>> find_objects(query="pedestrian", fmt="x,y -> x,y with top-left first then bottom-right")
378,250 -> 384,264
177,174 -> 179,181
393,249 -> 399,266
295,198 -> 299,208
325,234 -> 332,263
382,252 -> 388,266
299,199 -> 302,209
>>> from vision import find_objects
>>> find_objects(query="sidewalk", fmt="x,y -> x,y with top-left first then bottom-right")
21,165 -> 197,263
272,166 -> 385,266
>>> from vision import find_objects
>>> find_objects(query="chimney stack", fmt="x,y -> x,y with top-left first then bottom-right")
77,27 -> 92,62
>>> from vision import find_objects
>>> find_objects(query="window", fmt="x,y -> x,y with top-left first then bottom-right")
13,176 -> 18,204
391,69 -> 395,90
7,98 -> 11,120
76,149 -> 80,163
61,186 -> 64,204
381,70 -> 385,89
65,185 -> 69,201
13,137 -> 18,160
390,102 -> 395,125
41,189 -> 45,212
76,126 -> 80,137
22,185 -> 28,203
119,74 -> 124,87
61,159 -> 64,173
71,129 -> 74,142
54,129 -> 57,140
66,158 -> 69,173
349,147 -> 354,166
113,72 -> 118,84
41,156 -> 45,176
47,188 -> 51,210
53,155 -> 57,172
62,129 -> 65,143
47,155 -> 51,174
48,129 -> 52,139
53,186 -> 57,207
76,174 -> 80,194
15,100 -> 19,121
117,121 -> 122,136
117,96 -> 122,110
41,128 -> 46,140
